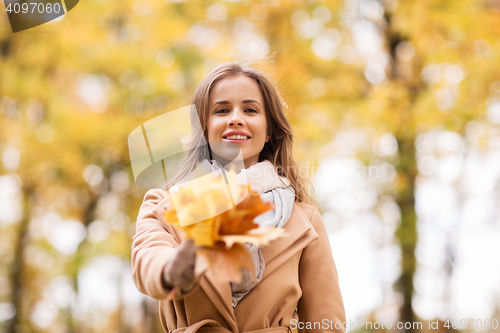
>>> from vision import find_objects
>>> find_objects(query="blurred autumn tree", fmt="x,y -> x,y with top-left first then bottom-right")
1,0 -> 500,332
344,0 -> 500,329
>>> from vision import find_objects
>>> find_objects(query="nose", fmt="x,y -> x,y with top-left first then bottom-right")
227,108 -> 245,127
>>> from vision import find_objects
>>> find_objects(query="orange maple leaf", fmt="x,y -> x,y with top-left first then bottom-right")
197,243 -> 255,284
218,189 -> 274,235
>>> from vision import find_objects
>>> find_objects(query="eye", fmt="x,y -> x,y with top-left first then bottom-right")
246,108 -> 257,113
215,109 -> 229,114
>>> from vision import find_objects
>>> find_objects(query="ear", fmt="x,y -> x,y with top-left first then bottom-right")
266,132 -> 270,143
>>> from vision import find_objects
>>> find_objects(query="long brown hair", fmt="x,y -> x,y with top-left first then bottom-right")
163,61 -> 323,215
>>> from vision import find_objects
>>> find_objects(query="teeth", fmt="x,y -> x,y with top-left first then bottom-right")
225,135 -> 249,140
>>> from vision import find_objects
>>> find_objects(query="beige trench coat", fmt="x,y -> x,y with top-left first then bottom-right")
131,189 -> 346,333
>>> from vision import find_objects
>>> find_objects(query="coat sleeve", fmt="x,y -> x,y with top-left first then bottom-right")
131,189 -> 201,300
297,207 -> 346,333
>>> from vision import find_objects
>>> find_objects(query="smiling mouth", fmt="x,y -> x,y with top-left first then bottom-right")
223,135 -> 250,142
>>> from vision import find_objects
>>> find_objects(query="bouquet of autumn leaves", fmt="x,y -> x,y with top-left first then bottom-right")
162,163 -> 286,299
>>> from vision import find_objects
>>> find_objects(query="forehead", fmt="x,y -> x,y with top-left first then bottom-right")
209,75 -> 263,103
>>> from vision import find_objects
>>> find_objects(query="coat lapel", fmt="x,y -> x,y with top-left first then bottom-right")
200,272 -> 238,330
260,202 -> 319,280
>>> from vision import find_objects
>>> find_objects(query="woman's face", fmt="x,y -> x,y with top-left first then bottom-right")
207,74 -> 269,169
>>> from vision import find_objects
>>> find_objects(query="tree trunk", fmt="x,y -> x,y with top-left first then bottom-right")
394,135 -> 418,329
7,184 -> 34,333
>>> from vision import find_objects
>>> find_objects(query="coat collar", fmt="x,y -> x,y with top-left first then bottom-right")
152,194 -> 319,329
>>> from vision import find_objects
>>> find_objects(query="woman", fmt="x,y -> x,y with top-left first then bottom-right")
131,61 -> 346,333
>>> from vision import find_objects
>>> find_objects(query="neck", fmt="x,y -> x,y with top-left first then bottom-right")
210,156 -> 246,174
210,155 -> 261,174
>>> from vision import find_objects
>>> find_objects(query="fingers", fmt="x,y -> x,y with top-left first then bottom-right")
179,238 -> 196,254
181,262 -> 195,282
163,239 -> 201,292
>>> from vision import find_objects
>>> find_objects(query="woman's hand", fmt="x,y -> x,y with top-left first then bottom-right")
162,238 -> 202,293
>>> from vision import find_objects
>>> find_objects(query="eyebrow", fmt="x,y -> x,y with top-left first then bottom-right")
212,100 -> 261,107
